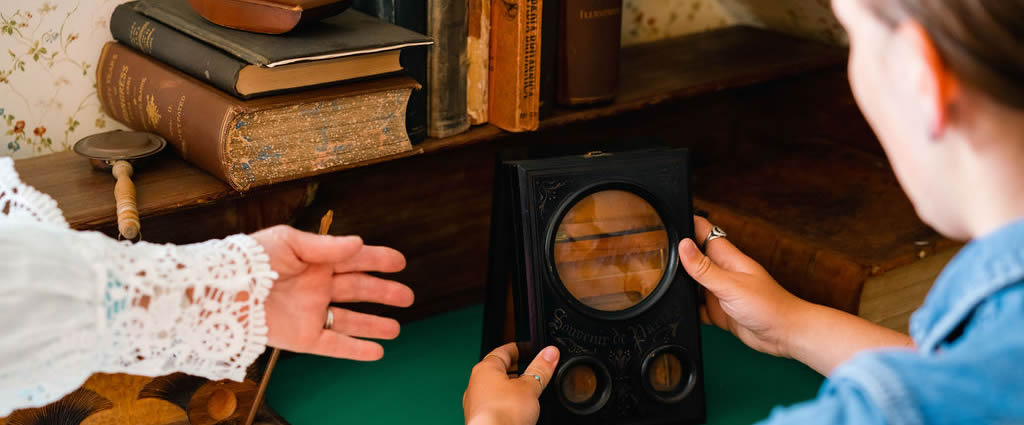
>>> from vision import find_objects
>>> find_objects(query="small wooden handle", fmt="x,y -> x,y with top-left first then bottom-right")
111,160 -> 140,240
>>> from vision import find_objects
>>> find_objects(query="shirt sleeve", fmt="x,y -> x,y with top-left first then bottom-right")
757,286 -> 1024,425
0,158 -> 278,416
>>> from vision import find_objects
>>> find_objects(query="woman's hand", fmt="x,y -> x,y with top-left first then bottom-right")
251,225 -> 414,361
681,216 -> 914,374
679,216 -> 808,358
463,343 -> 560,425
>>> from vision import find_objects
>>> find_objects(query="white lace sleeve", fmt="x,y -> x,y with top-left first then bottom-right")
0,157 -> 278,416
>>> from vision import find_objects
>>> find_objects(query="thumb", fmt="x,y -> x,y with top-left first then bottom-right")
678,238 -> 730,292
520,346 -> 560,398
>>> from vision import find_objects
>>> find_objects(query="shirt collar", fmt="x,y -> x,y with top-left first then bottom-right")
911,217 -> 1024,353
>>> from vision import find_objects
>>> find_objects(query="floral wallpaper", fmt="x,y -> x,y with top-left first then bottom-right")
718,0 -> 847,45
0,0 -> 125,159
621,0 -> 732,46
622,0 -> 846,46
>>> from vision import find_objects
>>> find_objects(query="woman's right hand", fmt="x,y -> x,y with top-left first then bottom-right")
679,216 -> 810,358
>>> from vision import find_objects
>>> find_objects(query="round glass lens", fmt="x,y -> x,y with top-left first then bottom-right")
553,190 -> 669,311
561,364 -> 598,404
648,352 -> 686,393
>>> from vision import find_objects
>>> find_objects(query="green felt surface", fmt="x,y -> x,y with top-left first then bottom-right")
267,305 -> 823,425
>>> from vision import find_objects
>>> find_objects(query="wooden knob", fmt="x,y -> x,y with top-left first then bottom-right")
111,160 -> 140,240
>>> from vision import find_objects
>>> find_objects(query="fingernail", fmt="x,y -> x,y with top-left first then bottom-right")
680,239 -> 700,262
541,346 -> 559,363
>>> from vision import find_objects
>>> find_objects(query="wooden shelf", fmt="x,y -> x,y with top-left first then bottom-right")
14,26 -> 846,231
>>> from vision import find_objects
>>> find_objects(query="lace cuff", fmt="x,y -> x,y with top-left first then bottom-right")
87,233 -> 278,382
0,157 -> 68,227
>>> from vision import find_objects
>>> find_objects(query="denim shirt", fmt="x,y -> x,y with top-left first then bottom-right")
758,219 -> 1024,425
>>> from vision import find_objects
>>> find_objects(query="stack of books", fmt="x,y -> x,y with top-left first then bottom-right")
99,0 -> 432,192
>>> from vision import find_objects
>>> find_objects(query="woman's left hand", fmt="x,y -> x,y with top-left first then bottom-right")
463,343 -> 560,425
251,225 -> 414,361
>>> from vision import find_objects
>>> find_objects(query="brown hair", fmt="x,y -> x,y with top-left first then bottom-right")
863,0 -> 1024,109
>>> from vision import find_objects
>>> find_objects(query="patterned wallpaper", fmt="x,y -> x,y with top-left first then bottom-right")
1,0 -> 845,159
621,0 -> 732,46
1,0 -> 126,159
718,0 -> 847,45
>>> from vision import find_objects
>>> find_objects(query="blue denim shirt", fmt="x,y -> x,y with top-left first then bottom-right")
758,219 -> 1024,425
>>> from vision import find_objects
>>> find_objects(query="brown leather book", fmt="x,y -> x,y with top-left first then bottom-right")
96,42 -> 417,192
693,138 -> 962,332
188,0 -> 352,34
489,0 -> 543,132
466,0 -> 490,125
557,0 -> 621,105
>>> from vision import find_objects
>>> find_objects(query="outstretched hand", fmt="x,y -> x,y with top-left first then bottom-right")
251,225 -> 414,361
678,216 -> 807,358
463,343 -> 560,425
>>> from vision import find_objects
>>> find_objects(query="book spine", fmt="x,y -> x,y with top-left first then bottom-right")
557,0 -> 620,105
466,0 -> 490,124
695,199 -> 866,314
539,0 -> 558,118
109,2 -> 247,98
427,0 -> 471,137
352,0 -> 397,21
96,42 -> 235,186
489,0 -> 542,132
354,0 -> 429,143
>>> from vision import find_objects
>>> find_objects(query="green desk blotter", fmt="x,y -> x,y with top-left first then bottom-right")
267,305 -> 824,425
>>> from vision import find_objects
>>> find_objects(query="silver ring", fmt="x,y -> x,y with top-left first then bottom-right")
323,308 -> 334,330
522,374 -> 541,383
703,225 -> 727,246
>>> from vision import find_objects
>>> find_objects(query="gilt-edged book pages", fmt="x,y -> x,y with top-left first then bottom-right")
97,42 -> 419,192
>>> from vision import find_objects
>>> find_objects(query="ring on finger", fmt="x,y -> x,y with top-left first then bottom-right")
521,373 -> 542,383
702,225 -> 727,247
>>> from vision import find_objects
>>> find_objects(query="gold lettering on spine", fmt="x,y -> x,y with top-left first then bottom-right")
116,65 -> 131,126
101,53 -> 118,119
175,95 -> 186,152
580,7 -> 619,19
128,21 -> 155,53
521,0 -> 539,101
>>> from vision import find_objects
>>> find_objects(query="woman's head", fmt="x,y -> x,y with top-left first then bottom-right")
833,0 -> 1024,239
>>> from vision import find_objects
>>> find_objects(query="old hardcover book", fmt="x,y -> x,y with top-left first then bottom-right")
489,0 -> 543,132
538,0 -> 559,118
466,0 -> 490,125
557,0 -> 621,105
135,0 -> 432,67
111,2 -> 402,99
351,0 -> 429,142
427,0 -> 471,137
96,42 -> 417,192
693,138 -> 961,332
187,0 -> 351,34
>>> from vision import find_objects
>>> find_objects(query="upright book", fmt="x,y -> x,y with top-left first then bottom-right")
133,0 -> 433,141
466,0 -> 490,125
96,42 -> 418,192
353,0 -> 468,138
426,0 -> 470,137
350,0 -> 431,142
489,0 -> 543,132
558,0 -> 621,105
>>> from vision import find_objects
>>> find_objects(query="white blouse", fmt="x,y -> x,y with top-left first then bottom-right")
0,157 -> 277,416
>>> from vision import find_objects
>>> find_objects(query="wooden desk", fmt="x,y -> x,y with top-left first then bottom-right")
266,305 -> 824,425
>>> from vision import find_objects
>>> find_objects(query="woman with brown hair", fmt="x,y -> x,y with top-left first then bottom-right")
463,1 -> 1024,423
